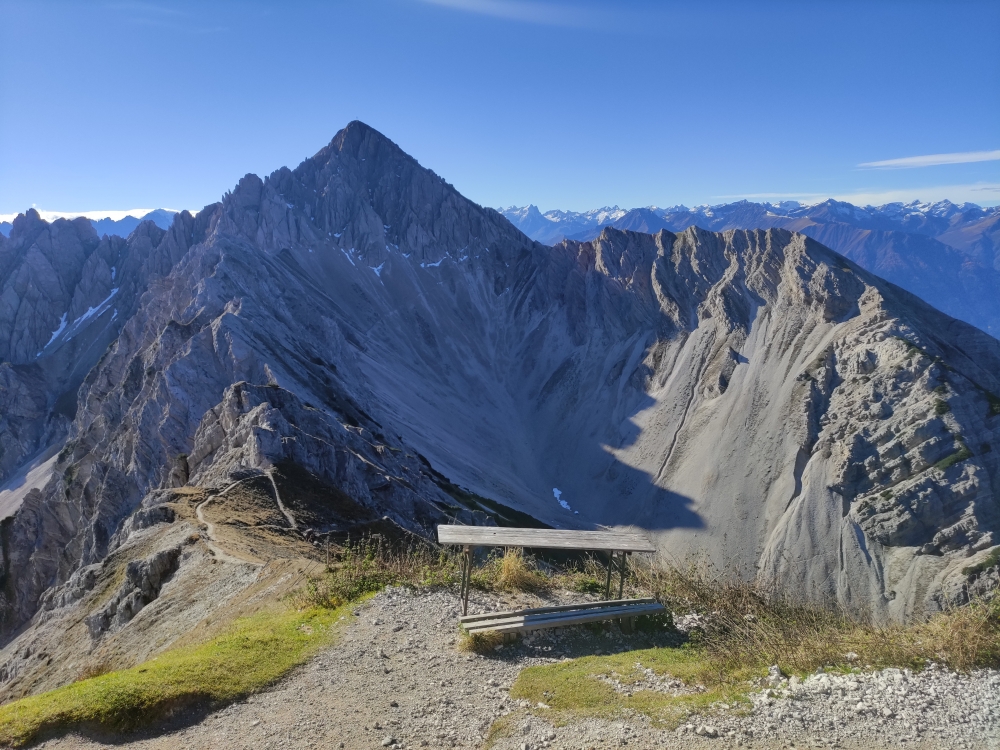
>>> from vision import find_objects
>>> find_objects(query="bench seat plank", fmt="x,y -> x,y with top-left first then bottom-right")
464,604 -> 663,632
464,602 -> 666,634
460,598 -> 657,624
437,525 -> 656,553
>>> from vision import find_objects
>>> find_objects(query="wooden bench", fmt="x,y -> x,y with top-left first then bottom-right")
436,524 -> 665,635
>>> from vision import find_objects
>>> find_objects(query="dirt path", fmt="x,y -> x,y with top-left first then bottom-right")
193,482 -> 259,566
40,588 -> 1000,750
266,470 -> 298,530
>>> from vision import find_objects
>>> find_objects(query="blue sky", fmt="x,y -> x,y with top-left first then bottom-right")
1,0 -> 998,218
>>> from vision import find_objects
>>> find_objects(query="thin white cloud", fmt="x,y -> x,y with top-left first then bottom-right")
0,208 -> 187,224
858,150 -> 1000,170
417,0 -> 603,29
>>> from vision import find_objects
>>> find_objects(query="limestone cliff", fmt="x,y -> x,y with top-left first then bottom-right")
2,122 -> 999,678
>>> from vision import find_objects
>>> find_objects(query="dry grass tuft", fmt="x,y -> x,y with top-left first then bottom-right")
458,629 -> 505,654
635,562 -> 1000,674
493,548 -> 548,592
300,536 -> 460,609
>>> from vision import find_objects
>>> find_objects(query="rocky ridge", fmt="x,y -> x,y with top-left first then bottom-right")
502,200 -> 1000,337
0,208 -> 216,487
1,122 -> 1000,702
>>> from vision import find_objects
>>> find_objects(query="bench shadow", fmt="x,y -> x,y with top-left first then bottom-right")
472,618 -> 687,664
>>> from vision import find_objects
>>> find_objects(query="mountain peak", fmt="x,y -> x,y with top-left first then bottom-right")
315,120 -> 413,168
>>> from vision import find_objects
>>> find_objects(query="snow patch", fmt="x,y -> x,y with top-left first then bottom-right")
38,287 -> 120,356
44,313 -> 68,349
421,257 -> 446,268
340,248 -> 356,266
70,288 -> 119,332
372,262 -> 385,277
553,488 -> 572,512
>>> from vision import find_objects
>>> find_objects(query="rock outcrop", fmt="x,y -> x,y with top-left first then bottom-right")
0,207 -> 218,494
2,121 -> 1000,665
85,546 -> 181,638
503,200 -> 1000,337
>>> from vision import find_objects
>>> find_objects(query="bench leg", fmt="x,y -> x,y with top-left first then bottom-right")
604,551 -> 616,600
618,551 -> 629,600
460,545 -> 472,616
620,616 -> 635,635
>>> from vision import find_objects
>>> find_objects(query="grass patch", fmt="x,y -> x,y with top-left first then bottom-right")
300,536 -> 460,608
508,564 -> 1000,728
0,604 -> 350,747
893,336 -> 923,357
963,547 -> 1000,577
0,535 -> 461,747
986,392 -> 1000,418
934,441 -> 973,472
934,398 -> 951,415
483,712 -> 519,748
569,575 -> 606,595
510,646 -> 758,729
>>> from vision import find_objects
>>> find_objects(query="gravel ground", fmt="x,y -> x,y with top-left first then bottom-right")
37,587 -> 1000,750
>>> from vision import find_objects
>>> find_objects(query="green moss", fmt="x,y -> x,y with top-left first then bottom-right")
56,441 -> 76,463
935,442 -> 973,472
986,392 -> 1000,418
893,336 -> 923,357
508,647 -> 760,729
570,576 -> 606,595
0,604 -> 352,747
963,547 -> 1000,577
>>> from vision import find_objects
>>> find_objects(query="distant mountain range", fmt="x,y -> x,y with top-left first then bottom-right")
500,200 -> 1000,336
0,209 -> 177,239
